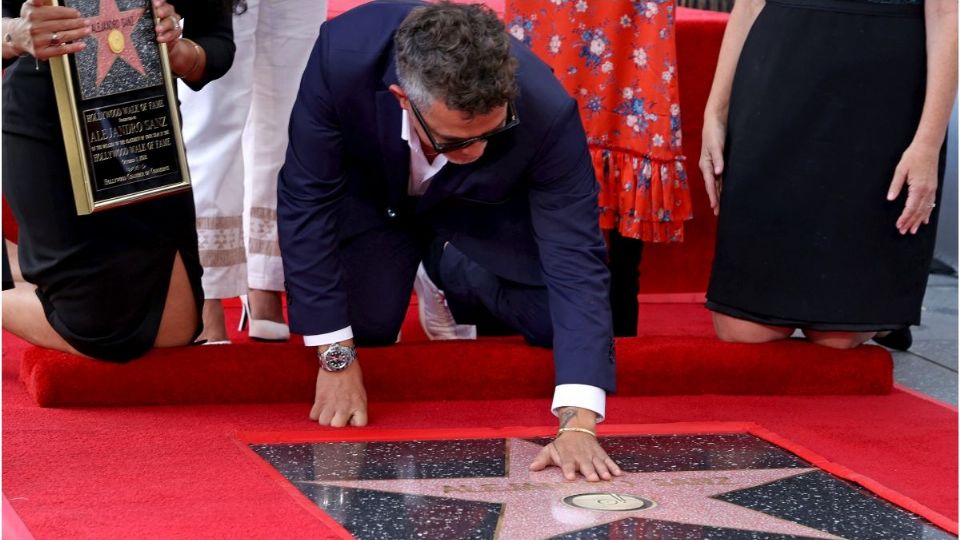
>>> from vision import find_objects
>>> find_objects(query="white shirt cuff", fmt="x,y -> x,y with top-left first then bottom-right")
303,326 -> 354,347
551,384 -> 606,422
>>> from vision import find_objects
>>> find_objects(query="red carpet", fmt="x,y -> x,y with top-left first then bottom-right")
17,300 -> 894,407
3,340 -> 956,540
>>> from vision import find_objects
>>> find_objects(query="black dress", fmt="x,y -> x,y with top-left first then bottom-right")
2,0 -> 235,361
706,0 -> 943,332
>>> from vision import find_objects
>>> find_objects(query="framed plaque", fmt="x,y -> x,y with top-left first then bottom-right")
49,0 -> 190,215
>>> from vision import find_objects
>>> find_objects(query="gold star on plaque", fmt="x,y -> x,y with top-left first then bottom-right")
107,29 -> 125,54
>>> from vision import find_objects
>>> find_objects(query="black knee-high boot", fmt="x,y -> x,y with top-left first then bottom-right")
608,230 -> 643,337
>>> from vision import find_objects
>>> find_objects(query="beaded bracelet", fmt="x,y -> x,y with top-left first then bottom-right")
556,427 -> 597,438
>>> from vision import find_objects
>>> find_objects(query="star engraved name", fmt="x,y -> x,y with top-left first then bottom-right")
91,14 -> 140,33
442,479 -> 637,494
440,475 -> 735,494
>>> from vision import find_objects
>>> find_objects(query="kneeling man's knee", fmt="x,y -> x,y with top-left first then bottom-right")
353,320 -> 402,346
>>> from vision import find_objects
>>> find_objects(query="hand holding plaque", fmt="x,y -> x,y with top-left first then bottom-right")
4,1 -> 90,60
48,0 -> 190,214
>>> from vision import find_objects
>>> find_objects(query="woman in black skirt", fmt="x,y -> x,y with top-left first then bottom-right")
700,0 -> 956,349
1,0 -> 235,361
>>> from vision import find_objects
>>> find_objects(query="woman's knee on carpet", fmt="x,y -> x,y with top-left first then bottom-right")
712,312 -> 794,343
802,329 -> 875,350
1,282 -> 82,355
3,251 -> 200,360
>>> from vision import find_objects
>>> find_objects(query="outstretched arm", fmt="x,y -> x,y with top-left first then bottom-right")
277,27 -> 367,428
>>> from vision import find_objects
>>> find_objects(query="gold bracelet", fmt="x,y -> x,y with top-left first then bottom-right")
556,427 -> 596,438
179,38 -> 202,79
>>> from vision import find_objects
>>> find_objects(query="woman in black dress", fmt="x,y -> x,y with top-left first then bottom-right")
1,0 -> 235,361
700,0 -> 956,349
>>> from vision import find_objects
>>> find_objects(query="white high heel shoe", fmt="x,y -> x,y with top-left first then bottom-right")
239,294 -> 290,341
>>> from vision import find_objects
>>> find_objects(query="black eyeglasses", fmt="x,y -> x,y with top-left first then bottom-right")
409,100 -> 520,154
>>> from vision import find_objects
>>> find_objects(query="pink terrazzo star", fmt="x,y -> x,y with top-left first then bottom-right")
303,439 -> 843,539
89,0 -> 147,86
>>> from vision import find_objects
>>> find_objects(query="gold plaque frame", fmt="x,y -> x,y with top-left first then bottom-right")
48,0 -> 190,215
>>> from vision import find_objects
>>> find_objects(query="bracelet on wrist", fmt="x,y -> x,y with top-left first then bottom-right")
556,427 -> 596,438
178,38 -> 202,79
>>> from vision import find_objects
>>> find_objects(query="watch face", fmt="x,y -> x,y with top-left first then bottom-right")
325,351 -> 349,371
322,345 -> 355,372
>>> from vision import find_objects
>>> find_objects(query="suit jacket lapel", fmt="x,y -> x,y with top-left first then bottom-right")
415,164 -> 466,213
377,57 -> 410,213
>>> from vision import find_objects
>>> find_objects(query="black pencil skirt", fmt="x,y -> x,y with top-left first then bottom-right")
706,0 -> 943,331
2,133 -> 204,361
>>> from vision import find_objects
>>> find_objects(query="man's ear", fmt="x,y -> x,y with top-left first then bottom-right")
388,84 -> 407,107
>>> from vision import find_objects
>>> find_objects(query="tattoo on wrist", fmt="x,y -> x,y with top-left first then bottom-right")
558,408 -> 577,429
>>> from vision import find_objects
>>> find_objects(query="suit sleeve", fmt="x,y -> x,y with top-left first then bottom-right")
527,97 -> 616,394
277,26 -> 351,336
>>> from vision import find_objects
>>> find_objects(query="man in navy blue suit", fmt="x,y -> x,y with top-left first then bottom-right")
278,0 -> 621,480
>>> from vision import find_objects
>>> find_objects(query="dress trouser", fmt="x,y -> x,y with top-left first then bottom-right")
339,224 -> 552,347
178,0 -> 327,298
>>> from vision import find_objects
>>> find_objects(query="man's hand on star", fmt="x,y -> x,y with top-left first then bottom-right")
529,406 -> 623,482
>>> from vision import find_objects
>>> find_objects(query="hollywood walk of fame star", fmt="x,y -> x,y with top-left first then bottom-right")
298,439 -> 843,539
88,0 -> 147,86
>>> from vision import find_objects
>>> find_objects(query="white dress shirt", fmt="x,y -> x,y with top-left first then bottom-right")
304,110 -> 606,421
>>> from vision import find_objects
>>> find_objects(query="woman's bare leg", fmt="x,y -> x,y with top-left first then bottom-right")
154,252 -> 200,347
247,288 -> 286,323
196,299 -> 229,343
712,312 -> 794,343
802,329 -> 875,350
2,281 -> 81,354
5,239 -> 23,282
3,251 -> 197,352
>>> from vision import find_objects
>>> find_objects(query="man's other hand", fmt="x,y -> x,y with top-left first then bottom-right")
529,406 -> 623,482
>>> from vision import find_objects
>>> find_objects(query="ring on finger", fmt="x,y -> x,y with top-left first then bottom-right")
929,202 -> 936,209
50,31 -> 61,47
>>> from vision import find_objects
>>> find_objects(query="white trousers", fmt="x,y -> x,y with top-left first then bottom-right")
179,0 -> 327,299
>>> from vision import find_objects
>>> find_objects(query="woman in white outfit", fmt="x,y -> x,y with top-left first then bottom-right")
179,0 -> 327,343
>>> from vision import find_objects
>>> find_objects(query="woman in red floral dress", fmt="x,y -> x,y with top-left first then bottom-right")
506,0 -> 691,336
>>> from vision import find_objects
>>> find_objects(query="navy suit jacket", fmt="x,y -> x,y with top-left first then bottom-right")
278,0 -> 615,393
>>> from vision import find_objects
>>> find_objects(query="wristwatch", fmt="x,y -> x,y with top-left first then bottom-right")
318,342 -> 357,372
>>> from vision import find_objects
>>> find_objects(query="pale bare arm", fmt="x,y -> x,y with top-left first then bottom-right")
699,0 -> 765,216
887,0 -> 958,234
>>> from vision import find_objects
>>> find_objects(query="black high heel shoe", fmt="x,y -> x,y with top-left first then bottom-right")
873,327 -> 913,351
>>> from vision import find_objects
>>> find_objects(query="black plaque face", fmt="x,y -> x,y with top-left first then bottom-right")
82,96 -> 179,197
50,0 -> 188,214
247,432 -> 956,540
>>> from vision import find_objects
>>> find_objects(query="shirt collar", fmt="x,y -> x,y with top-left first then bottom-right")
401,109 -> 448,167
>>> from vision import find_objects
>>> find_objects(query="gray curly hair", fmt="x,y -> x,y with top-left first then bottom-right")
394,1 -> 519,116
